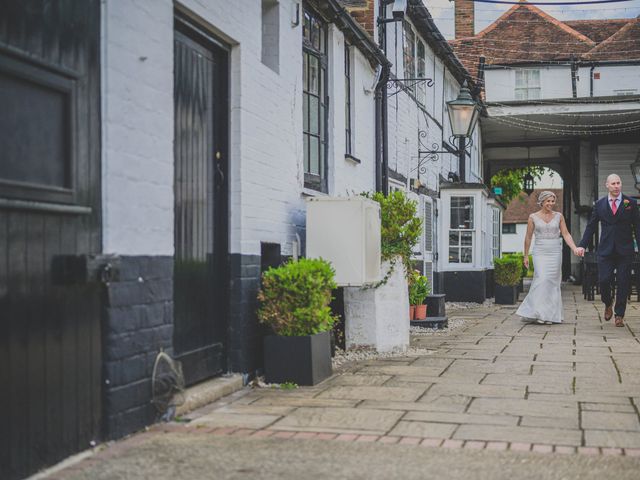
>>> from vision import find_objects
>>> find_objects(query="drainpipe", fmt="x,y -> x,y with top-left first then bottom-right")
374,65 -> 390,193
570,55 -> 577,98
590,65 -> 595,97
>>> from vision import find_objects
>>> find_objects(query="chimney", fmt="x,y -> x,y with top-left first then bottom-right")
346,0 -> 376,37
454,0 -> 475,38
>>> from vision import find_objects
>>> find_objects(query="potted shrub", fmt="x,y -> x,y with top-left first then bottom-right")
408,271 -> 430,320
257,257 -> 338,386
494,256 -> 521,305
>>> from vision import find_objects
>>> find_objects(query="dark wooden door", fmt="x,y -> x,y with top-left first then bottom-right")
0,2 -> 102,479
173,17 -> 229,386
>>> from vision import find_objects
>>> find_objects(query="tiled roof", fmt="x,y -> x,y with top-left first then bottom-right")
564,19 -> 633,44
503,189 -> 564,223
582,18 -> 640,61
449,1 -> 639,77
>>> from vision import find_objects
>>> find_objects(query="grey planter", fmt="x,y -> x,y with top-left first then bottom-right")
264,330 -> 332,386
495,284 -> 518,305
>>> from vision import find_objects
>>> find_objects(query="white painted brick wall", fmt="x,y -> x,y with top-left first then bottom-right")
101,0 -> 175,255
102,1 -> 379,258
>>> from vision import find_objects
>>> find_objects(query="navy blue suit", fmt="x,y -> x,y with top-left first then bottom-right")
579,194 -> 640,316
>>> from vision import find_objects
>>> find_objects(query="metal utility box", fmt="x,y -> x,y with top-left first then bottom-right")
306,196 -> 381,286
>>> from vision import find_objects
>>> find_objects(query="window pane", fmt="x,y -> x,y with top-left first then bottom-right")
303,94 -> 309,132
461,248 -> 472,263
303,134 -> 309,172
308,55 -> 319,94
309,136 -> 319,174
303,52 -> 308,91
309,96 -> 319,134
461,232 -> 472,246
449,231 -> 459,245
450,197 -> 473,229
319,103 -> 325,139
449,247 -> 459,263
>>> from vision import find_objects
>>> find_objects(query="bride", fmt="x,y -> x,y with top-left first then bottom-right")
516,190 -> 580,324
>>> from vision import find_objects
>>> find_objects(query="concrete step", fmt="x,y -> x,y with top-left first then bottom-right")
175,374 -> 244,417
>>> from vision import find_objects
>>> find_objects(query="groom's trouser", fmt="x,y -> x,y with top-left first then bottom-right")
598,253 -> 633,317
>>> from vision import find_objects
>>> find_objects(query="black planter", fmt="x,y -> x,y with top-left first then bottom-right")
495,284 -> 518,305
424,294 -> 446,317
264,330 -> 332,386
518,278 -> 524,294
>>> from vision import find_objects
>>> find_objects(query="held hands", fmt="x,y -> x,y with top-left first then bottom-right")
574,247 -> 585,257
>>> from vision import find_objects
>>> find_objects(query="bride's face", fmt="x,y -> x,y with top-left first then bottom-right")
542,197 -> 556,211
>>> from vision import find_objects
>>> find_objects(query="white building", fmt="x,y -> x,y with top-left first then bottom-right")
451,0 -> 640,278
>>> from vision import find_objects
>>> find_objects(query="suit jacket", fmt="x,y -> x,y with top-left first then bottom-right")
579,194 -> 640,256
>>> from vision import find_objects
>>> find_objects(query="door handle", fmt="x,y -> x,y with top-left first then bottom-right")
215,152 -> 224,183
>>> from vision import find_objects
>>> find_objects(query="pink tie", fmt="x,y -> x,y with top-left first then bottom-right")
611,198 -> 618,215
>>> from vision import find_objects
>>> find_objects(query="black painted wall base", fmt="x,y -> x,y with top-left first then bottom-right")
442,270 -> 487,303
102,255 -> 174,440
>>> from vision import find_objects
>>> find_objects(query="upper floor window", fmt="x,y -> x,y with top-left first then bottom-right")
416,39 -> 426,106
515,69 -> 540,100
303,8 -> 328,192
403,21 -> 415,91
502,223 -> 516,234
344,43 -> 353,156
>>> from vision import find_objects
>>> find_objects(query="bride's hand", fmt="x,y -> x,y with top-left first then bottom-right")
523,256 -> 529,269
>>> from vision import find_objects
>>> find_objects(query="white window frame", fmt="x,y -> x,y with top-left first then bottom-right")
515,69 -> 541,100
492,207 -> 501,259
448,196 -> 474,264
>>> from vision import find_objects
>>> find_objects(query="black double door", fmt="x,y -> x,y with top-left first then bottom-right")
173,17 -> 229,386
0,2 -> 102,479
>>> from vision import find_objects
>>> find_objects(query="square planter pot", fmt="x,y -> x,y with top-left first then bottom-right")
495,284 -> 518,305
264,330 -> 332,386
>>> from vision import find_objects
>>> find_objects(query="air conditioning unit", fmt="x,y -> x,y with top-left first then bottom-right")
306,196 -> 381,286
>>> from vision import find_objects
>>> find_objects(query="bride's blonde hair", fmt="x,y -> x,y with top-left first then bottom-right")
536,190 -> 556,206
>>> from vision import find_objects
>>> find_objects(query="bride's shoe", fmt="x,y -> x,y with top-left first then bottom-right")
544,321 -> 554,325
535,320 -> 545,324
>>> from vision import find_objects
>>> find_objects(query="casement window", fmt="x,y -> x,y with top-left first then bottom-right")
424,200 -> 433,252
515,69 -> 541,100
303,8 -> 328,192
449,196 -> 474,263
403,21 -> 415,91
502,223 -> 516,234
492,208 -> 501,259
416,39 -> 426,106
344,43 -> 353,156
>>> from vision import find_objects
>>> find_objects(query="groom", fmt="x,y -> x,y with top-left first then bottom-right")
576,174 -> 640,327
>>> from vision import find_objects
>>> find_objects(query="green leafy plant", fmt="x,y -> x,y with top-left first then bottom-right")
503,253 -> 527,278
257,258 -> 338,336
490,167 -> 546,204
494,256 -> 522,286
279,382 -> 298,390
362,191 -> 422,277
408,271 -> 431,305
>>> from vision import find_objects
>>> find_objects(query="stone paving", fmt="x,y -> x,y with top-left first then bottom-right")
178,284 -> 640,454
42,285 -> 640,479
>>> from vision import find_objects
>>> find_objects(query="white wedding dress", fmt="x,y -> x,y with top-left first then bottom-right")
516,212 -> 563,324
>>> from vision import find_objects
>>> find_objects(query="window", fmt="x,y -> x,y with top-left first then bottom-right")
0,53 -> 76,204
424,200 -> 433,252
515,69 -> 540,100
492,208 -> 501,259
344,43 -> 353,156
403,21 -> 415,92
502,223 -> 516,234
449,196 -> 474,263
416,39 -> 426,106
261,0 -> 280,73
303,8 -> 328,192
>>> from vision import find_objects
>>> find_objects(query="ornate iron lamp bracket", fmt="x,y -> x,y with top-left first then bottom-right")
387,77 -> 434,97
413,131 -> 473,175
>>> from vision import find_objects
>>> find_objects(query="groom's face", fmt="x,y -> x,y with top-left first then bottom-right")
606,175 -> 622,197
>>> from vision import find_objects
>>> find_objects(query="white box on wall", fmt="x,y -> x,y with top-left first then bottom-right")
306,196 -> 381,286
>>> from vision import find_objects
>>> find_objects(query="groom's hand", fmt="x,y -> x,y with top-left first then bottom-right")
575,247 -> 585,257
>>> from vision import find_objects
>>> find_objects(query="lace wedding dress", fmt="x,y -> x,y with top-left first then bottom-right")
516,212 -> 563,324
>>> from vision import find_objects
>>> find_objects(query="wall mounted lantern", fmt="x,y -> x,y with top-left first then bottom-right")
631,148 -> 640,192
414,81 -> 480,183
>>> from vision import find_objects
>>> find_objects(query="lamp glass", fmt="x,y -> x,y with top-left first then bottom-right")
446,85 -> 480,138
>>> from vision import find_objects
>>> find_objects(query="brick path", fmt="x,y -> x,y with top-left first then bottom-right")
174,285 -> 640,456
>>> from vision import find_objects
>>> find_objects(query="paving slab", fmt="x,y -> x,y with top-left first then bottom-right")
453,424 -> 582,446
269,407 -> 403,435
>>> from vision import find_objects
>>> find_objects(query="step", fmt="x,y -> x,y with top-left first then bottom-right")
410,316 -> 448,329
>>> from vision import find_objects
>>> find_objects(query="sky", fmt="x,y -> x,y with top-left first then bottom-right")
424,0 -> 640,39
